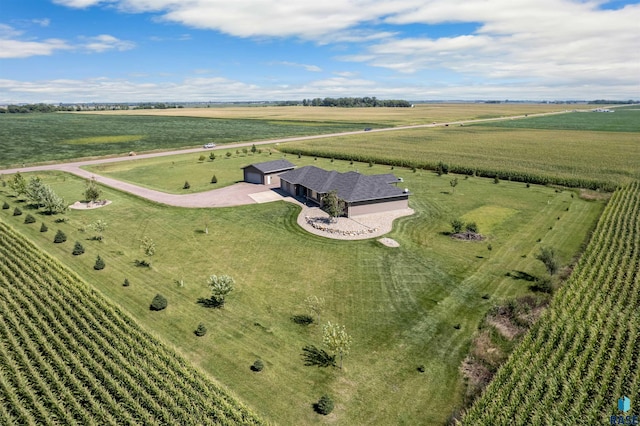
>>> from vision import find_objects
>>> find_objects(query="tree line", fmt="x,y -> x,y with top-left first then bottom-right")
302,97 -> 412,107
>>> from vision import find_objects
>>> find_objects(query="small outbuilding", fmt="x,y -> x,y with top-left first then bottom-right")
242,159 -> 296,185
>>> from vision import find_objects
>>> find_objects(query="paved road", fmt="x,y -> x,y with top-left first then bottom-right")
0,109 -> 573,207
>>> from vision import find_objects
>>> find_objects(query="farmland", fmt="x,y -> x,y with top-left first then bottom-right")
0,103 -> 572,169
0,113 -> 367,168
0,219 -> 263,425
464,182 -> 640,424
0,102 -> 637,424
280,112 -> 640,189
0,161 -> 604,424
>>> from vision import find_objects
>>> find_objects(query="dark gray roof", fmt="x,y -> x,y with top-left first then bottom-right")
279,166 -> 406,203
243,159 -> 296,174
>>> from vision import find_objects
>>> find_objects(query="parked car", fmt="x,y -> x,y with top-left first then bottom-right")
364,128 -> 372,131
203,142 -> 216,148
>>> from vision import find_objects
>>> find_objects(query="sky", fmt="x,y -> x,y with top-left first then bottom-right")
0,0 -> 639,103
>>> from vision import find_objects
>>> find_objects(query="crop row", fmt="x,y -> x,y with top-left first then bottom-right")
279,145 -> 619,191
0,219 -> 264,425
463,181 -> 640,424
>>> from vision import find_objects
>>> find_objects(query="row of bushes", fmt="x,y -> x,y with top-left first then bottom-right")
278,147 -> 618,191
3,200 -> 107,270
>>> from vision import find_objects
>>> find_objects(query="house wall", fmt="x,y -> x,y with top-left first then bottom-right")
280,180 -> 295,195
347,198 -> 409,217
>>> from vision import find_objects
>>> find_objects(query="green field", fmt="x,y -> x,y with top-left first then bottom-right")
0,164 -> 604,424
280,125 -> 640,189
475,107 -> 640,132
0,113 -> 369,168
464,182 -> 640,424
0,219 -> 263,425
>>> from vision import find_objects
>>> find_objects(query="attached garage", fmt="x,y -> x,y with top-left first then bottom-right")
242,159 -> 296,185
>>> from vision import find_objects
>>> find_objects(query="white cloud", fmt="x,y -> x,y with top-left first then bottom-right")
0,72 -> 635,104
53,0 -> 113,8
32,18 -> 51,27
0,24 -> 71,58
81,34 -> 136,52
273,61 -> 322,72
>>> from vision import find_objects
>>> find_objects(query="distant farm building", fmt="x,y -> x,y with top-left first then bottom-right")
279,165 -> 409,217
242,159 -> 296,185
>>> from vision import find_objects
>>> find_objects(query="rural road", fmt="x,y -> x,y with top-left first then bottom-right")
0,109 -> 572,207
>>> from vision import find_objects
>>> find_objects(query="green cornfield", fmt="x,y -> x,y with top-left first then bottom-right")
464,182 -> 640,424
0,220 -> 264,425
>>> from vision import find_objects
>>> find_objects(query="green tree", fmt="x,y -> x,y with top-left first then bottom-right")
451,218 -> 464,234
209,152 -> 216,161
321,190 -> 345,222
93,255 -> 105,270
536,247 -> 559,276
450,177 -> 458,194
40,185 -> 66,214
207,274 -> 235,307
88,219 -> 108,241
322,321 -> 352,369
251,144 -> 257,154
225,151 -> 232,158
140,235 -> 156,257
72,241 -> 85,255
9,172 -> 27,198
53,230 -> 66,243
315,395 -> 334,415
84,177 -> 102,202
305,295 -> 326,323
12,207 -> 22,216
25,177 -> 47,207
465,222 -> 479,234
150,294 -> 167,311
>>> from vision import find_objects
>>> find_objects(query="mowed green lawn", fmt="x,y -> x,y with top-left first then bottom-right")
0,163 -> 604,425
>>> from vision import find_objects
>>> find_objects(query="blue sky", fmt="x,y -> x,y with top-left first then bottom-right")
0,0 -> 638,103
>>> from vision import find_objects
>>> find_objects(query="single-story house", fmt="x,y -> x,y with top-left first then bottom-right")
279,165 -> 409,217
242,159 -> 296,185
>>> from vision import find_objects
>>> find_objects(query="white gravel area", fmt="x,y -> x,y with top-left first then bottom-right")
296,206 -> 414,240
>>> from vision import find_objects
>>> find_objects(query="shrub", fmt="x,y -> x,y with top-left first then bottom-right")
494,175 -> 500,184
194,323 -> 207,336
451,218 -> 464,234
315,395 -> 334,415
251,359 -> 264,372
2,201 -> 9,210
183,181 -> 190,189
93,255 -> 105,270
150,294 -> 167,311
292,314 -> 314,325
532,277 -> 553,294
465,222 -> 479,234
13,207 -> 22,216
225,151 -> 232,158
123,278 -> 130,287
40,222 -> 48,232
368,161 -> 373,167
134,259 -> 151,267
417,365 -> 426,373
209,152 -> 216,161
198,155 -> 206,161
24,214 -> 36,224
53,230 -> 67,243
211,175 -> 218,184
72,241 -> 85,256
